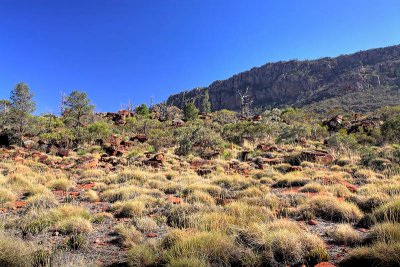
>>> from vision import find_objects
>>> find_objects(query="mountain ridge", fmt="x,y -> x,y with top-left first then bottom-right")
167,44 -> 400,113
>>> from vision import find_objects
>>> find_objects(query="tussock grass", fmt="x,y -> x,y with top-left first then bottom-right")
113,223 -> 143,248
24,193 -> 59,211
165,231 -> 240,266
134,217 -> 158,233
186,190 -> 216,205
0,234 -> 33,267
300,182 -> 324,193
326,224 -> 362,245
127,244 -> 158,267
299,196 -> 363,222
366,222 -> 400,244
340,242 -> 400,267
187,211 -> 236,232
47,178 -> 74,191
0,188 -> 16,205
111,200 -> 146,218
224,201 -> 276,225
55,217 -> 93,234
273,172 -> 310,188
166,257 -> 209,267
212,174 -> 253,190
373,198 -> 400,223
19,204 -> 91,234
81,189 -> 99,202
236,219 -> 328,266
349,194 -> 389,212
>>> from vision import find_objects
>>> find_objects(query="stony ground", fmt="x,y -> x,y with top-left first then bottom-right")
0,139 -> 399,267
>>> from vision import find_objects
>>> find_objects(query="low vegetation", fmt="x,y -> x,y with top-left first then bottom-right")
0,84 -> 400,266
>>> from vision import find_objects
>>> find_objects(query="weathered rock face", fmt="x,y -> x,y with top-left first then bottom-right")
167,45 -> 400,113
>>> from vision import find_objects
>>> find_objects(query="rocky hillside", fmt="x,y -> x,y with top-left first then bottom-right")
167,45 -> 400,113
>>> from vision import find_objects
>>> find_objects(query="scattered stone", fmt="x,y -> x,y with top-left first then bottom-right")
56,148 -> 70,157
256,144 -> 281,152
300,150 -> 334,164
307,219 -> 318,226
314,262 -> 336,267
196,168 -> 214,176
166,195 -> 183,204
146,233 -> 158,238
131,134 -> 148,143
323,115 -> 343,132
172,118 -> 185,127
23,140 -> 36,149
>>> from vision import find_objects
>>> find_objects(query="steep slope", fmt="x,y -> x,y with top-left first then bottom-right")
167,45 -> 400,113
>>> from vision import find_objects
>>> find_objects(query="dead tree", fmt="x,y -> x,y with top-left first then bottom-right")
59,91 -> 67,116
236,87 -> 253,117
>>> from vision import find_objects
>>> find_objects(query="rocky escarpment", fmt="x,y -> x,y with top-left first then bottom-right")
167,45 -> 400,113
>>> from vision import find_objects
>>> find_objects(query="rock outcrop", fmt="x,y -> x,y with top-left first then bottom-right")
167,45 -> 400,113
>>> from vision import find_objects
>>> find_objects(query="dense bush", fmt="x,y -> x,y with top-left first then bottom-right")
381,115 -> 400,143
174,124 -> 223,157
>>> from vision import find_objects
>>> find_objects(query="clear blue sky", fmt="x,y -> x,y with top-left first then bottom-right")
1,0 -> 399,113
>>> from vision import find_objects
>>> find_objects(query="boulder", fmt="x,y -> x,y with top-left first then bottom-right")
323,115 -> 343,132
172,118 -> 185,127
130,134 -> 148,143
300,150 -> 334,164
23,140 -> 36,149
56,148 -> 70,157
166,195 -> 183,204
256,144 -> 282,152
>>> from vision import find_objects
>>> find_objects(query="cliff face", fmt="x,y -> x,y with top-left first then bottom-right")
167,45 -> 400,113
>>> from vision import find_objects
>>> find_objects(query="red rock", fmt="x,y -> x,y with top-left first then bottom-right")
301,150 -> 334,164
315,262 -> 336,267
13,201 -> 27,208
80,159 -> 98,169
69,192 -> 79,197
166,195 -> 183,204
307,219 -> 318,226
263,158 -> 285,165
52,190 -> 66,196
190,159 -> 212,168
147,233 -> 158,238
77,182 -> 96,190
56,148 -> 70,157
130,134 -> 148,143
256,144 -> 281,152
341,181 -> 358,192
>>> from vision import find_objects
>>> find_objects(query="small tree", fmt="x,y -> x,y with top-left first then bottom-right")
62,91 -> 94,143
381,115 -> 400,144
9,82 -> 36,140
62,91 -> 94,128
174,125 -> 223,157
183,102 -> 199,121
200,90 -> 211,115
135,103 -> 150,117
